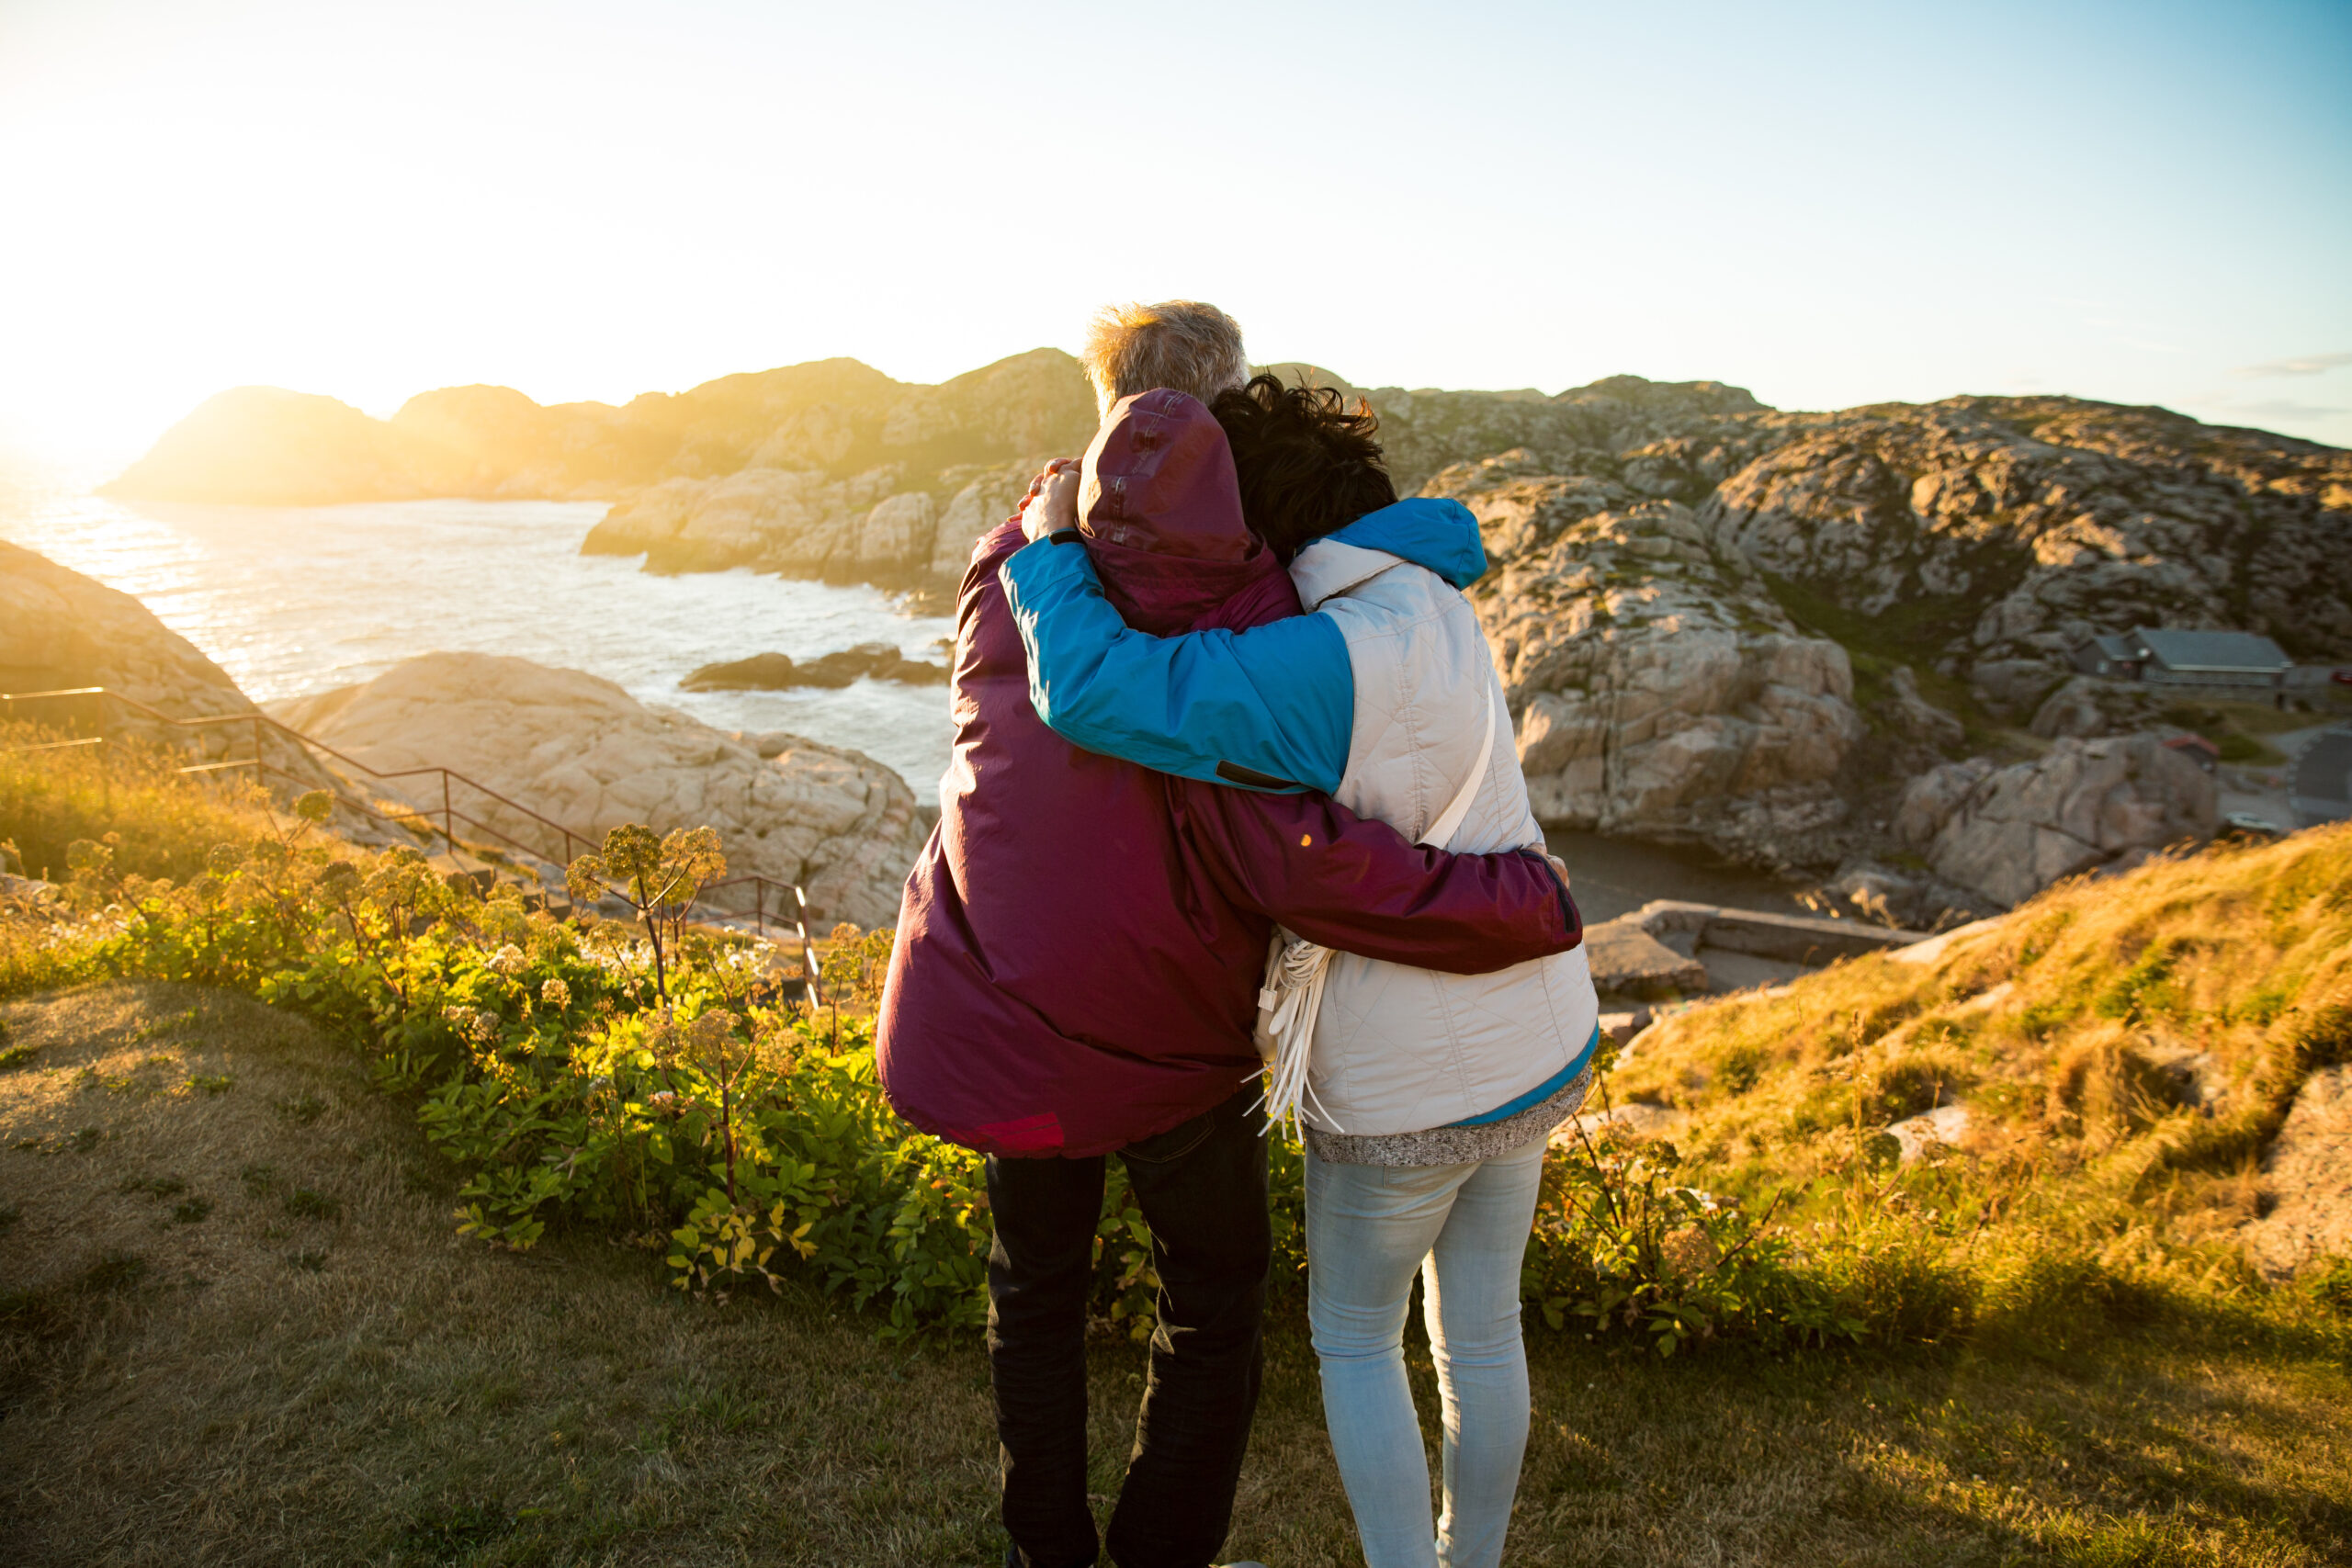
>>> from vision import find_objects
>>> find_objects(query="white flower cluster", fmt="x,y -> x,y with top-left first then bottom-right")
718,945 -> 772,975
440,1004 -> 499,1048
578,939 -> 658,976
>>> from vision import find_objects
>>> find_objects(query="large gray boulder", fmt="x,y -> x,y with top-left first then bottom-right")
1440,457 -> 1861,868
270,653 -> 926,927
1893,734 -> 2217,907
2245,1065 -> 2352,1281
2028,675 -> 2171,739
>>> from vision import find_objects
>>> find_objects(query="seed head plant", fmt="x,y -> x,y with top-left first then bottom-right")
567,825 -> 725,1009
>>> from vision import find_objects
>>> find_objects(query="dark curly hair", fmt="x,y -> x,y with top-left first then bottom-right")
1209,374 -> 1396,561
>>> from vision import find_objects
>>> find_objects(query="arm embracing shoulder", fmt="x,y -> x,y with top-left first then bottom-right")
1178,780 -> 1582,974
998,537 -> 1352,795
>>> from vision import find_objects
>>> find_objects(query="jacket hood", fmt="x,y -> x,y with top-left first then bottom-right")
1080,389 -> 1285,636
1325,498 -> 1487,589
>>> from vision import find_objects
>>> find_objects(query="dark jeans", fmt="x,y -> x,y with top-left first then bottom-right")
987,1086 -> 1272,1568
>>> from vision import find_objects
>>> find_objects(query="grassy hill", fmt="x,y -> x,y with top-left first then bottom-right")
4,980 -> 2346,1567
3,733 -> 2348,1563
1600,823 -> 2352,1325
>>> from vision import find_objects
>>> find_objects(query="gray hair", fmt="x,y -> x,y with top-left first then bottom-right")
1081,300 -> 1250,416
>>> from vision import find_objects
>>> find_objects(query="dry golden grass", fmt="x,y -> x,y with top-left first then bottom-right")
1609,824 -> 2352,1283
0,724 -> 280,888
4,981 -> 2348,1565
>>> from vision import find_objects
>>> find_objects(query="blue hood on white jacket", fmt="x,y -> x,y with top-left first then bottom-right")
1325,498 -> 1487,590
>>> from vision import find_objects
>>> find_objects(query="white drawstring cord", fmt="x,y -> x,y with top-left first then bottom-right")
1254,932 -> 1339,1138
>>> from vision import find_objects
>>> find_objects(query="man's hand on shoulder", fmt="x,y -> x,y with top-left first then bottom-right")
1019,457 -> 1083,543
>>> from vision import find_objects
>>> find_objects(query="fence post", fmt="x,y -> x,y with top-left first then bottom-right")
794,885 -> 823,1017
442,772 -> 454,852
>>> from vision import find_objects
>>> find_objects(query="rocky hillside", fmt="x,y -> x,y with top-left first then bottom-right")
1606,820 -> 2352,1285
1701,397 -> 2352,676
0,541 -> 334,793
1381,383 -> 2348,903
103,349 -> 1099,586
111,355 -> 2351,910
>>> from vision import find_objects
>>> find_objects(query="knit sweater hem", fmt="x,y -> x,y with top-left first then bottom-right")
1302,1065 -> 1594,1168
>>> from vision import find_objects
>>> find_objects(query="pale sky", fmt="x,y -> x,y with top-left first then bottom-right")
2,0 -> 2346,466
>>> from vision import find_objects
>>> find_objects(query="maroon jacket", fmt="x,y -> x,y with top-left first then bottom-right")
875,391 -> 1578,1158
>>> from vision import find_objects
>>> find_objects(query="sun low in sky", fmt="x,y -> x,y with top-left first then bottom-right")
1,0 -> 2346,464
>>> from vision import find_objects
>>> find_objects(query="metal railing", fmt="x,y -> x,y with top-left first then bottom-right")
1,684 -> 827,999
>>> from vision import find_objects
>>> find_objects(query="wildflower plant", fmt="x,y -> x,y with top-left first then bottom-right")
566,825 -> 725,1008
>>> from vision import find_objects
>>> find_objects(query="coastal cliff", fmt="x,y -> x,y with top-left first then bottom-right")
0,541 -> 335,793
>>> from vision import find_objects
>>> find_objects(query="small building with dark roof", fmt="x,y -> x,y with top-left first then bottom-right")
2131,627 -> 2291,692
2292,727 -> 2352,829
2072,632 -> 2144,680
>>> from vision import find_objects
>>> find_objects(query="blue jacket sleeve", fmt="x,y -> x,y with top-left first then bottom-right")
998,538 -> 1353,795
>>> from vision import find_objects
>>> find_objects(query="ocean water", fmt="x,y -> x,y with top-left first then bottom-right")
1,449 -> 1807,919
0,456 -> 957,794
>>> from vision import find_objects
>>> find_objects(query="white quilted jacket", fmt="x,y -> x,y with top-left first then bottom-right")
1291,537 -> 1599,1137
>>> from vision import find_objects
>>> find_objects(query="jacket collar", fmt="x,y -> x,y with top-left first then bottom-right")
1289,537 -> 1406,610
1324,498 -> 1487,589
1290,496 -> 1487,608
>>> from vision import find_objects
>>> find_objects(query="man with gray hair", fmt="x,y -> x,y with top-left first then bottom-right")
1081,299 -> 1252,416
1017,299 -> 1253,530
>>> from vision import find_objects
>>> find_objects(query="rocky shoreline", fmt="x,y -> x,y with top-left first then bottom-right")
268,653 -> 928,930
4,543 -> 930,929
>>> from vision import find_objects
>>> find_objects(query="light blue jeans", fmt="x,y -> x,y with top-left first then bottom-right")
1305,1136 -> 1548,1568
